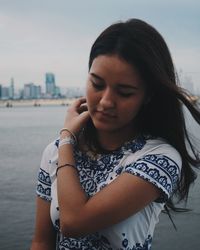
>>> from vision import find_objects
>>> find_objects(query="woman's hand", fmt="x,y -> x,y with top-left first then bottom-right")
63,97 -> 90,134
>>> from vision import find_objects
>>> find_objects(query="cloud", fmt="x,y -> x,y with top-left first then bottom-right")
0,0 -> 199,90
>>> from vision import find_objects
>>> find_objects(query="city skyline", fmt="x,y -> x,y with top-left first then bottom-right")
0,71 -> 86,100
1,68 -> 198,101
0,0 -> 200,92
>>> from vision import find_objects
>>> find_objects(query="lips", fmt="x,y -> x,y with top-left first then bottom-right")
95,109 -> 117,119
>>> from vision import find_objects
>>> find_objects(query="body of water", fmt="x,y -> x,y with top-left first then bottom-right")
0,105 -> 199,250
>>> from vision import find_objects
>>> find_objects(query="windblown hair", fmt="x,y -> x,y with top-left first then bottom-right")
84,18 -> 200,207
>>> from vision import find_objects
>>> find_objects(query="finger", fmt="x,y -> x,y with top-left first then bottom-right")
73,97 -> 87,107
78,110 -> 90,122
78,104 -> 88,114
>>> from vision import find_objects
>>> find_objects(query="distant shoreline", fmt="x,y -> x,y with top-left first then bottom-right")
0,95 -> 199,108
0,98 -> 77,108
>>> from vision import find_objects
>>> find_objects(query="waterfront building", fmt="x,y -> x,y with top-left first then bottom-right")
45,72 -> 56,96
9,78 -> 15,99
54,86 -> 61,97
65,86 -> 85,98
35,85 -> 42,98
1,86 -> 9,99
23,83 -> 41,99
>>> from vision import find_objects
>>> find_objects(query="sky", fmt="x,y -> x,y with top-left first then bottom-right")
0,0 -> 200,93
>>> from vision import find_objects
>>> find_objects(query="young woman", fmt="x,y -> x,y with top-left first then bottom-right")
31,19 -> 200,250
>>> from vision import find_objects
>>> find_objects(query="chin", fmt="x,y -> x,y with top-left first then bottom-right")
92,120 -> 120,132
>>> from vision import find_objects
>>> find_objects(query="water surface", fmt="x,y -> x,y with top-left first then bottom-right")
0,106 -> 199,250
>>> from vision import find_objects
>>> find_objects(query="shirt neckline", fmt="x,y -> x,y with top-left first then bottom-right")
75,134 -> 147,161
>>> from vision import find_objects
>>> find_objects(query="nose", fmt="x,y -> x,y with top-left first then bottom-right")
99,88 -> 115,109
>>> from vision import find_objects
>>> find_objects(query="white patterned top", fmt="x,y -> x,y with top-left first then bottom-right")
36,135 -> 182,250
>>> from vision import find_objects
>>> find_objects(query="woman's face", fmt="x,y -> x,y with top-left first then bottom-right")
86,54 -> 146,133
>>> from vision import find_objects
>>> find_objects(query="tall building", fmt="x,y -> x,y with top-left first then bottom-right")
35,85 -> 42,98
55,86 -> 61,96
45,72 -> 56,96
23,83 -> 41,99
9,78 -> 15,99
1,87 -> 9,99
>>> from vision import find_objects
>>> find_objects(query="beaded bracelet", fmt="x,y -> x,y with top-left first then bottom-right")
59,136 -> 76,147
59,128 -> 77,145
56,163 -> 77,176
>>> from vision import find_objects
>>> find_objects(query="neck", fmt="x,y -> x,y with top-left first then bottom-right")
97,126 -> 137,151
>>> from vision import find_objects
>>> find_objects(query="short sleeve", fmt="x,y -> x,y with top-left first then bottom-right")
124,152 -> 181,203
36,142 -> 56,202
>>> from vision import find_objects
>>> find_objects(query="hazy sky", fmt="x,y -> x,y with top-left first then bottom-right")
0,0 -> 200,92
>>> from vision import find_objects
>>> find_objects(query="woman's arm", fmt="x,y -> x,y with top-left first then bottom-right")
30,197 -> 56,250
57,98 -> 160,238
57,145 -> 160,238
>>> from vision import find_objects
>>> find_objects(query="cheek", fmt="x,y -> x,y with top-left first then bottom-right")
86,86 -> 98,111
86,84 -> 93,102
120,97 -> 145,116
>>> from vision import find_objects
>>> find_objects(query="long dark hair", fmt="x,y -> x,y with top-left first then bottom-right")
84,18 -> 200,207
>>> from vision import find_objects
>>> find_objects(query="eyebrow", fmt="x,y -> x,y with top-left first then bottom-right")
90,72 -> 139,90
90,73 -> 104,81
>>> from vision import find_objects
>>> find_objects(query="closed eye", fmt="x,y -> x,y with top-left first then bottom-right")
117,91 -> 135,97
91,80 -> 105,90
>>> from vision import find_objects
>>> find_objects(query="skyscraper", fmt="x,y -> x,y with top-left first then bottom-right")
45,72 -> 56,96
23,83 -> 42,99
9,77 -> 15,99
